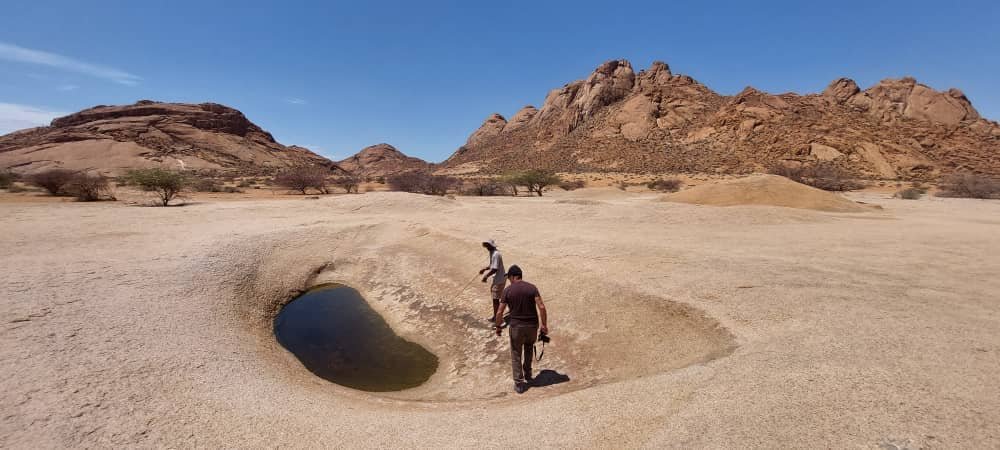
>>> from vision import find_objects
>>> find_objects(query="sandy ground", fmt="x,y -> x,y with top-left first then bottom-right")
1,186 -> 999,448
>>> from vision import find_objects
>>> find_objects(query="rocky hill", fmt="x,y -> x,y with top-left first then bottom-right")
337,143 -> 430,178
444,60 -> 1000,179
0,100 -> 337,175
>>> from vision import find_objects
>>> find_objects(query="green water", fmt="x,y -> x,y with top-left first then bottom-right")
274,284 -> 438,391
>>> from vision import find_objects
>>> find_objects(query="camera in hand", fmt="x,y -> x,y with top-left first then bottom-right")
538,332 -> 550,343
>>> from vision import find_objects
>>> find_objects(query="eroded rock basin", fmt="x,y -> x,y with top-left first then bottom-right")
274,283 -> 438,391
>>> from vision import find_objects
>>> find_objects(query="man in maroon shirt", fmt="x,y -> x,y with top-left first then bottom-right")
494,265 -> 549,394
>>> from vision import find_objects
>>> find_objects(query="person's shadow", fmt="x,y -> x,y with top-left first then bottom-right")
530,369 -> 570,388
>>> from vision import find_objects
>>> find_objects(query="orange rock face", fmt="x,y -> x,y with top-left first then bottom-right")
444,60 -> 1000,179
0,100 -> 336,175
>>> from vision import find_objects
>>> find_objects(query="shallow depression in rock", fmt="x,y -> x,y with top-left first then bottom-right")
274,283 -> 438,391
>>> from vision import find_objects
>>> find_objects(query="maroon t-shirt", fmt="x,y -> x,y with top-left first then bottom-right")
501,281 -> 540,326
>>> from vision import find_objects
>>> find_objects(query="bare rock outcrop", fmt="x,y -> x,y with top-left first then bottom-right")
465,113 -> 508,147
444,59 -> 1000,179
337,143 -> 430,178
826,77 -> 981,125
0,100 -> 335,175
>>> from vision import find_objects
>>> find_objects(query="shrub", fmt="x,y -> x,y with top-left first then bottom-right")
647,178 -> 683,192
123,168 -> 189,206
894,187 -> 924,200
768,162 -> 865,191
273,165 -> 331,194
222,186 -> 242,193
503,170 -> 562,197
936,173 -> 1000,199
387,171 -> 458,195
0,171 -> 16,189
191,178 -> 225,192
425,175 -> 458,196
387,171 -> 427,193
67,173 -> 112,201
332,175 -> 361,193
558,180 -> 586,191
27,169 -> 77,195
236,179 -> 255,188
465,179 -> 506,196
616,181 -> 628,191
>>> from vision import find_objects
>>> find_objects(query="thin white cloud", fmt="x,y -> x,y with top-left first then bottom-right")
284,97 -> 307,105
0,103 -> 66,135
57,84 -> 79,91
0,42 -> 141,86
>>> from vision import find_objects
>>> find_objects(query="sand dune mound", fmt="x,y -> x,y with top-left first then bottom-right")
662,174 -> 869,212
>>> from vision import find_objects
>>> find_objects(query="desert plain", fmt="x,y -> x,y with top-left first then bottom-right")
1,182 -> 999,448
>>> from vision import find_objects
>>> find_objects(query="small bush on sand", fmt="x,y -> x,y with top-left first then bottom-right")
237,179 -> 255,188
935,173 -> 1000,199
558,180 -> 586,191
67,173 -> 113,201
332,175 -> 361,193
273,166 -> 331,194
27,169 -> 77,195
123,168 -> 189,206
894,187 -> 924,200
647,178 -> 683,192
768,162 -> 865,191
616,181 -> 628,191
503,170 -> 562,196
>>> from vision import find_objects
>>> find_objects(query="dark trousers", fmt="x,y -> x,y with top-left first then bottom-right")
508,324 -> 538,384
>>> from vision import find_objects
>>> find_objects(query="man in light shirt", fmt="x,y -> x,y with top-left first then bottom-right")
478,239 -> 506,322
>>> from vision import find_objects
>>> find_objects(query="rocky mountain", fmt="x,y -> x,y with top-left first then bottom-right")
444,60 -> 1000,179
0,100 -> 337,175
337,143 -> 430,178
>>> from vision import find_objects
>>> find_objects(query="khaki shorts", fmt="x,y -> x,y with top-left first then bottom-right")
491,282 -> 505,300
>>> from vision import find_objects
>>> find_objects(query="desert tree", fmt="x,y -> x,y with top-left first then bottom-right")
768,162 -> 865,191
387,171 -> 458,196
333,175 -> 361,193
505,170 -> 562,196
936,172 -> 1000,199
0,171 -> 18,189
273,165 -> 331,194
67,173 -> 113,201
465,178 -> 506,196
27,169 -> 78,195
558,179 -> 586,191
123,168 -> 188,206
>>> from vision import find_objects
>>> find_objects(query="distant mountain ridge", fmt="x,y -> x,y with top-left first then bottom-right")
337,143 -> 431,178
443,60 -> 1000,178
0,100 -> 337,175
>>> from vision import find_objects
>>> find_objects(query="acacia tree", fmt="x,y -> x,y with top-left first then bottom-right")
387,171 -> 458,195
505,170 -> 562,196
123,168 -> 188,206
273,165 -> 330,194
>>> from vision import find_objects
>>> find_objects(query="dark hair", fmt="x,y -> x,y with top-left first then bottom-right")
507,265 -> 523,278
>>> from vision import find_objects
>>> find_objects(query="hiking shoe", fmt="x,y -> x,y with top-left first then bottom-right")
514,383 -> 528,394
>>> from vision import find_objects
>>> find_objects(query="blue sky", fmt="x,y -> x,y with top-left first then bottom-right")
2,1 -> 998,162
